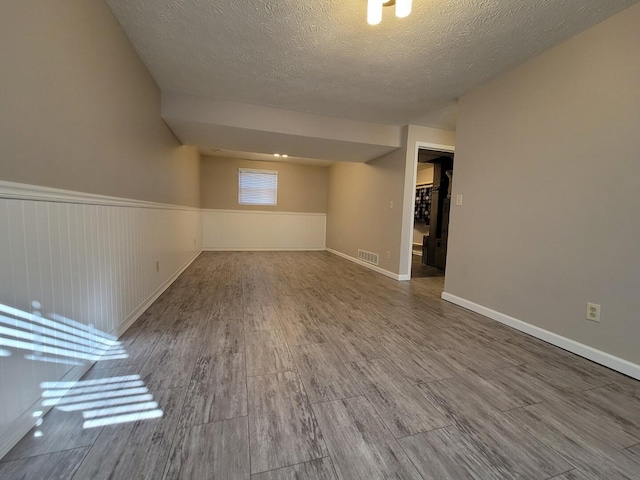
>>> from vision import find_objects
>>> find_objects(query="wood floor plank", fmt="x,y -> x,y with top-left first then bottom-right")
163,417 -> 250,480
0,447 -> 88,480
244,305 -> 281,332
399,429 -> 503,479
454,413 -> 572,478
291,343 -> 362,403
383,347 -> 456,385
251,457 -> 337,480
3,404 -> 104,461
505,405 -> 640,479
201,319 -> 245,356
391,322 -> 458,350
580,383 -> 640,439
179,354 -> 247,428
549,470 -> 593,480
247,371 -> 327,474
518,356 -> 622,394
211,286 -> 245,321
139,343 -> 200,391
436,345 -> 519,374
472,364 -> 568,406
416,377 -> 500,423
4,252 -> 638,479
514,396 -> 639,453
279,312 -> 326,347
72,387 -> 186,480
624,443 -> 640,465
347,358 -> 450,437
454,369 -> 534,411
374,332 -> 426,358
312,396 -> 423,480
324,331 -> 381,363
245,329 -> 295,377
615,375 -> 640,394
91,322 -> 163,370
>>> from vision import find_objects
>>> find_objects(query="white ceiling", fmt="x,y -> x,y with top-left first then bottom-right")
105,0 -> 637,162
206,149 -> 334,167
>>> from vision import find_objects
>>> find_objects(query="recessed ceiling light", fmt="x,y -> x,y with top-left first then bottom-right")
282,154 -> 289,158
274,153 -> 281,157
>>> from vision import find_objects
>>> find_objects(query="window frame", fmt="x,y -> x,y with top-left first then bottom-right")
237,168 -> 278,206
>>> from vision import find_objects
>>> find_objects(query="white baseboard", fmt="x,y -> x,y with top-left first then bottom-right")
116,250 -> 202,337
326,248 -> 403,281
441,292 -> 640,380
0,250 -> 203,461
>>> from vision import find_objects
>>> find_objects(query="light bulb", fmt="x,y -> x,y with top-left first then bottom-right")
396,0 -> 412,18
367,0 -> 383,25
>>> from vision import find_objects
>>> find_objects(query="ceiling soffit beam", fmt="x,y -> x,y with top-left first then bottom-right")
161,92 -> 402,148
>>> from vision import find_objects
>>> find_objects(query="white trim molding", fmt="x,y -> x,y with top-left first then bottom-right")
0,250 -> 202,461
0,180 -> 200,211
0,181 -> 203,460
401,140 -> 455,280
326,248 -> 404,281
442,292 -> 640,380
203,209 -> 326,251
116,250 -> 202,337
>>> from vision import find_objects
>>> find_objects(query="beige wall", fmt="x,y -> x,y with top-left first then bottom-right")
0,0 -> 200,207
200,157 -> 329,213
445,2 -> 640,364
327,125 -> 455,276
326,148 -> 407,273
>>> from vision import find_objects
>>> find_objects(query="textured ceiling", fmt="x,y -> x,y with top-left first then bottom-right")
106,0 -> 637,130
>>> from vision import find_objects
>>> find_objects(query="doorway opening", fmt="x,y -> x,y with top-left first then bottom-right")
411,148 -> 454,280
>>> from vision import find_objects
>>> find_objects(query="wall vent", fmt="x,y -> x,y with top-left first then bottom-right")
358,249 -> 379,266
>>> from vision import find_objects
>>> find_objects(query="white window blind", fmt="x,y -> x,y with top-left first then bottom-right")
238,168 -> 278,206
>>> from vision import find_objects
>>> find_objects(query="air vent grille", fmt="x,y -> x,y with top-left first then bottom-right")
358,249 -> 379,266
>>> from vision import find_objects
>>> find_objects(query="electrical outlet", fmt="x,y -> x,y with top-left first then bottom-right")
389,200 -> 394,209
155,261 -> 160,273
456,194 -> 463,206
386,251 -> 391,259
586,302 -> 601,322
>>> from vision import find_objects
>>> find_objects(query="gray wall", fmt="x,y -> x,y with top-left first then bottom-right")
0,0 -> 200,207
327,148 -> 408,273
200,157 -> 329,213
327,125 -> 455,276
445,2 -> 640,364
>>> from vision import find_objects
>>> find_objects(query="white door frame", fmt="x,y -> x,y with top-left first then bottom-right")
403,141 -> 455,279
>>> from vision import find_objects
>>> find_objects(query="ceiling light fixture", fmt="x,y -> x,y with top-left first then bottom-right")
274,153 -> 281,157
367,0 -> 412,25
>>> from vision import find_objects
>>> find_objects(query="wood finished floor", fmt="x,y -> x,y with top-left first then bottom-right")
2,251 -> 639,479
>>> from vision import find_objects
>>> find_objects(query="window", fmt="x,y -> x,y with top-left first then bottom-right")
238,168 -> 278,206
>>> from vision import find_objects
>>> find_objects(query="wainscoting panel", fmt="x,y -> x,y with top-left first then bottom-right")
0,182 -> 202,458
202,209 -> 326,251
